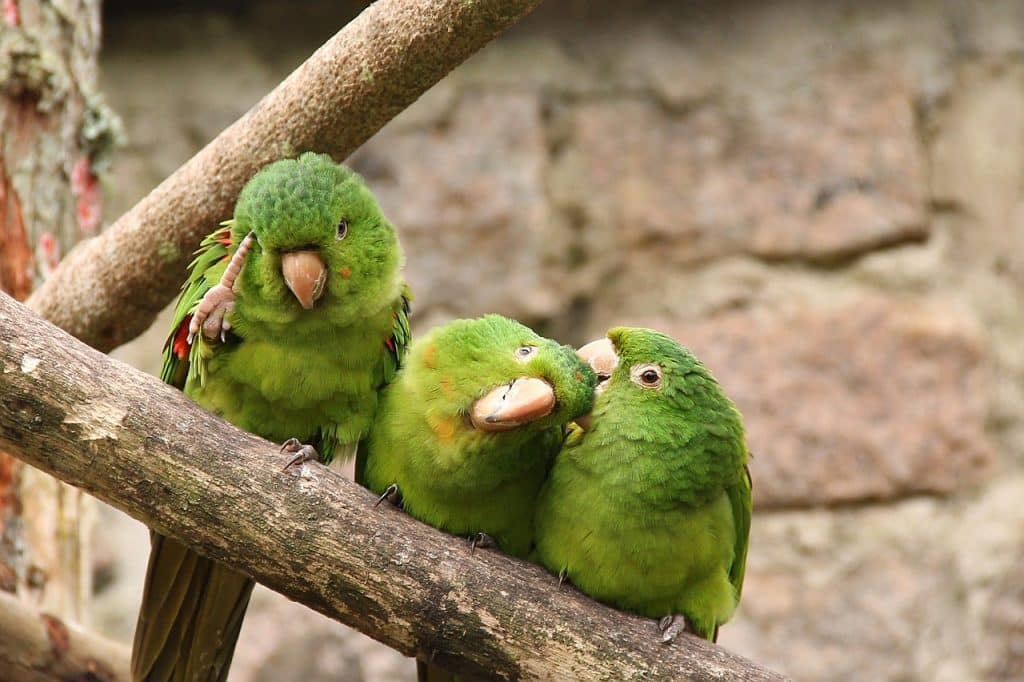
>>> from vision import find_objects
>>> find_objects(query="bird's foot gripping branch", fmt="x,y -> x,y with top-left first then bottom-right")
0,292 -> 786,681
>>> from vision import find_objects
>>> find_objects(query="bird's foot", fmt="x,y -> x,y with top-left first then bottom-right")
467,532 -> 496,554
188,283 -> 236,344
558,567 -> 570,587
280,438 -> 320,471
658,614 -> 690,644
374,483 -> 401,508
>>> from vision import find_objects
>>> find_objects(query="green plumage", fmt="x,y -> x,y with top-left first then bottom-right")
132,153 -> 410,681
360,315 -> 595,558
533,327 -> 751,641
360,315 -> 594,682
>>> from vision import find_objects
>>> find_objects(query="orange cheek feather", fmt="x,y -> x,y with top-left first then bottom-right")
421,344 -> 438,369
430,415 -> 458,442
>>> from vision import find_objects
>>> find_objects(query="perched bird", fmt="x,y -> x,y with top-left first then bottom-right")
131,153 -> 410,682
359,315 -> 594,682
360,314 -> 595,557
534,327 -> 751,643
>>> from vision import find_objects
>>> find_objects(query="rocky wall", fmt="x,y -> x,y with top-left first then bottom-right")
95,1 -> 1024,679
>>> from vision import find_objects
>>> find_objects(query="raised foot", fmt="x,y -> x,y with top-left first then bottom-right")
280,438 -> 320,471
658,614 -> 690,644
374,483 -> 401,508
188,283 -> 236,344
467,532 -> 496,554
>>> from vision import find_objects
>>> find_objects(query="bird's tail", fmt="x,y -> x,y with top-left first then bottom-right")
417,661 -> 461,682
131,532 -> 255,682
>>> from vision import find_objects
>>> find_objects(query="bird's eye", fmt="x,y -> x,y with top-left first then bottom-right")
515,346 -> 538,362
336,218 -> 349,240
596,373 -> 610,385
630,363 -> 662,389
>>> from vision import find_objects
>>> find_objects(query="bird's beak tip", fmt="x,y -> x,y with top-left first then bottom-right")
281,250 -> 327,310
470,377 -> 556,432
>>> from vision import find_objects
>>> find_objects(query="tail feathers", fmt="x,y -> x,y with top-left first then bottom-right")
417,661 -> 460,682
132,533 -> 255,682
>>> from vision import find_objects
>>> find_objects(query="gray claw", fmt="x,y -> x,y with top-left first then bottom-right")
468,532 -> 496,554
280,438 -> 319,471
658,614 -> 687,644
374,483 -> 401,508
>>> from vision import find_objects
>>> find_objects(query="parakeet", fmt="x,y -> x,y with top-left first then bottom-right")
358,315 -> 594,682
131,152 -> 410,682
533,327 -> 751,643
360,315 -> 595,557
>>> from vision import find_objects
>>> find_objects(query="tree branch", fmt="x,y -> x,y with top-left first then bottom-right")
0,292 -> 786,681
0,589 -> 130,682
27,0 -> 542,352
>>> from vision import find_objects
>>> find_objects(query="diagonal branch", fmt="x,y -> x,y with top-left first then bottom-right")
27,0 -> 543,352
0,589 -> 130,681
0,293 -> 787,681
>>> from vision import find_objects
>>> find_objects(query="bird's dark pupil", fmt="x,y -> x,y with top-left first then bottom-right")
597,374 -> 610,383
337,219 -> 348,238
643,370 -> 658,383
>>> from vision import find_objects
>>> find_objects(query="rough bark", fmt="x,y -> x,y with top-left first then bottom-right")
28,0 -> 544,353
0,0 -> 119,626
0,292 -> 788,682
0,589 -> 130,682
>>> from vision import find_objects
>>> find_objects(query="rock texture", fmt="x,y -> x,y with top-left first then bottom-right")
93,0 -> 1024,680
634,295 -> 993,508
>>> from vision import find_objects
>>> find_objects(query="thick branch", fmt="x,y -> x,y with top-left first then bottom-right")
27,0 -> 542,352
0,293 -> 786,681
0,589 -> 130,682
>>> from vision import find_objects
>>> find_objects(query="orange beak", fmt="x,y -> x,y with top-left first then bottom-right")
576,337 -> 618,380
469,377 -> 556,432
574,337 -> 619,430
281,251 -> 327,310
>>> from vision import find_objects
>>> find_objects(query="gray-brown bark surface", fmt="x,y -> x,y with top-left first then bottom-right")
0,0 -> 119,625
0,589 -> 130,681
28,0 -> 544,353
0,292 -> 787,681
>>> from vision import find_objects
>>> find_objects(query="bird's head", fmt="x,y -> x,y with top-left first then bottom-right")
231,152 -> 402,324
411,315 -> 596,438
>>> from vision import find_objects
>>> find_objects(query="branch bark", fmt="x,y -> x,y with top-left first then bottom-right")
0,589 -> 130,682
27,0 -> 543,353
0,292 -> 787,681
1,0 -> 118,625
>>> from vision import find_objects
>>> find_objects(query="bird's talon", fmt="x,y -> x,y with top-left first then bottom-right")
558,567 -> 569,587
280,439 -> 319,471
374,483 -> 400,508
468,532 -> 496,553
658,614 -> 686,644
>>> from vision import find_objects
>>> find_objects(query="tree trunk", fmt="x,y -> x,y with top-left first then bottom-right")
0,0 -> 119,625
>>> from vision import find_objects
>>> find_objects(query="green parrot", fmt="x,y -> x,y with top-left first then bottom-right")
131,152 -> 411,682
358,315 -> 595,681
533,327 -> 751,643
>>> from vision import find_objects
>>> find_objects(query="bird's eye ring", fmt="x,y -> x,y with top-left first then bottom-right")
630,363 -> 662,389
336,218 -> 349,240
515,346 -> 538,362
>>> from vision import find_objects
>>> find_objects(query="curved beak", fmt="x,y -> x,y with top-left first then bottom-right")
576,337 -> 618,379
574,337 -> 619,430
470,377 -> 556,432
281,251 -> 327,310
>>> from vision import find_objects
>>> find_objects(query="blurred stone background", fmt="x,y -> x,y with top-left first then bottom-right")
88,0 -> 1024,679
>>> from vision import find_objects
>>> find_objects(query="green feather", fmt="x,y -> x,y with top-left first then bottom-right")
133,153 -> 410,681
533,327 -> 751,642
360,315 -> 596,558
